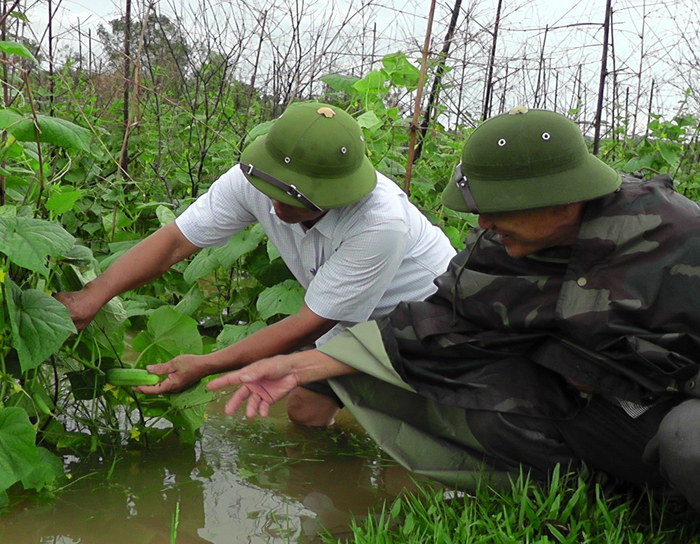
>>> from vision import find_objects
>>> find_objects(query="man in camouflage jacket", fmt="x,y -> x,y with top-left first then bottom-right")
207,108 -> 700,511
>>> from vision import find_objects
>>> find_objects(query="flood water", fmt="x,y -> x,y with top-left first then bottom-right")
0,396 -> 429,544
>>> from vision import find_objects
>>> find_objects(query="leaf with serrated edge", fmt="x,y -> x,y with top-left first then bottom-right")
0,216 -> 74,276
256,279 -> 304,320
6,282 -> 76,371
0,407 -> 41,493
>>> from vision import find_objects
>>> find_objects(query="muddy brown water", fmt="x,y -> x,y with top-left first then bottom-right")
0,396 -> 430,544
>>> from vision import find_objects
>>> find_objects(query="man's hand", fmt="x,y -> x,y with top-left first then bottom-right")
54,289 -> 105,331
206,350 -> 356,418
133,354 -> 210,395
207,355 -> 302,418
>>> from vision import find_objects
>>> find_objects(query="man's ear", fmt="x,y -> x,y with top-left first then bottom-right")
559,201 -> 585,222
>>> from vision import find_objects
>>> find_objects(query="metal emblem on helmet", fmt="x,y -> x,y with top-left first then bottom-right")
508,106 -> 529,115
316,107 -> 336,118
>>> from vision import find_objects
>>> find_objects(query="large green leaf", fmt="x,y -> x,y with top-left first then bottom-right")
656,140 -> 680,168
5,281 -> 76,371
57,264 -> 126,355
21,446 -> 63,492
156,204 -> 176,226
0,109 -> 92,151
101,209 -> 132,233
353,69 -> 388,94
357,111 -> 383,130
0,216 -> 75,276
93,294 -> 128,329
0,407 -> 40,494
183,247 -> 219,283
0,40 -> 37,62
45,186 -> 83,214
320,73 -> 359,93
245,119 -> 275,145
216,321 -> 267,349
622,153 -> 654,173
131,306 -> 202,366
166,382 -> 215,444
183,225 -> 266,282
267,241 -> 281,261
382,52 -> 420,88
256,279 -> 304,320
212,224 -> 265,268
174,283 -> 204,316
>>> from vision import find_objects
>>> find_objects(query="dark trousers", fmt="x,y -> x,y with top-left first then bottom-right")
467,395 -> 699,506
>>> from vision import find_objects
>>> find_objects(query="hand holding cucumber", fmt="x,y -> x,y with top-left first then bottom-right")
132,354 -> 210,394
106,354 -> 209,394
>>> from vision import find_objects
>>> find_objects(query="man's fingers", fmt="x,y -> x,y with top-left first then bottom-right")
224,386 -> 250,416
207,371 -> 245,391
246,392 -> 262,419
133,379 -> 174,395
146,362 -> 174,375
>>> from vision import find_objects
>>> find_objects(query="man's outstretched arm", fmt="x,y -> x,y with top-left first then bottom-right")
206,349 -> 356,418
55,222 -> 201,330
132,303 -> 339,395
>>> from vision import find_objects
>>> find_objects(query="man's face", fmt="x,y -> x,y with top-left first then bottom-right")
272,200 -> 326,225
477,203 -> 583,258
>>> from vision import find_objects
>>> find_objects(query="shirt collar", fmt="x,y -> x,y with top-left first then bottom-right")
268,205 -> 337,237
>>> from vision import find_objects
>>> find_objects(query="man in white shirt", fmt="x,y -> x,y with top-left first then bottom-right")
56,101 -> 455,426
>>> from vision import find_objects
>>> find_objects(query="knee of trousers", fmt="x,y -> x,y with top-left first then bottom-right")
655,399 -> 700,511
466,410 -> 576,479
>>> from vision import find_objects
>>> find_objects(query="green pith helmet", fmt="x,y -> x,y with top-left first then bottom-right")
240,102 -> 377,209
441,107 -> 621,213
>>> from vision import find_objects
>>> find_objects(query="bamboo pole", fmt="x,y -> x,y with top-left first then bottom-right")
118,0 -> 132,178
403,0 -> 436,195
0,0 -> 6,206
534,25 -> 549,108
644,79 -> 655,140
633,0 -> 647,136
238,8 -> 267,152
593,0 -> 612,155
47,0 -> 54,116
482,0 -> 503,120
414,0 -> 462,163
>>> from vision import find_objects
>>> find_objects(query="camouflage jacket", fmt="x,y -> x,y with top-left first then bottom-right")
380,175 -> 700,418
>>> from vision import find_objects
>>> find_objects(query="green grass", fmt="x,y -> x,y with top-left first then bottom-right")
322,466 -> 700,543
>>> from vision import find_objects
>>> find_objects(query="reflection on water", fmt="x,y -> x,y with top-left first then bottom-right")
0,397 -> 430,543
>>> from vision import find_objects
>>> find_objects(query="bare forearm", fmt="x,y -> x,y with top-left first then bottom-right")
206,348 -> 357,400
197,305 -> 337,375
284,349 -> 357,384
87,222 -> 199,304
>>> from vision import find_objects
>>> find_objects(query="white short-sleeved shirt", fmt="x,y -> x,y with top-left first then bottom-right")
175,164 -> 455,342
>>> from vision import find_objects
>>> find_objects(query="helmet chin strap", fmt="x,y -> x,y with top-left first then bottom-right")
240,162 -> 324,212
451,162 -> 479,213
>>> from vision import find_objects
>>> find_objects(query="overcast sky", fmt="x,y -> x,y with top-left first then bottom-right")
23,0 -> 699,122
28,0 -> 697,50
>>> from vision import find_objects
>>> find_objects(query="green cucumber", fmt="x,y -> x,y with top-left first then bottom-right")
107,368 -> 161,386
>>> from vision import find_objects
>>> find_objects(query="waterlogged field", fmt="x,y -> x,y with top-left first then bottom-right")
0,397 -> 426,544
5,394 -> 700,543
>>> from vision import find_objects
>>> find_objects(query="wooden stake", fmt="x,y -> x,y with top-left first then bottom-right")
403,0 -> 436,195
